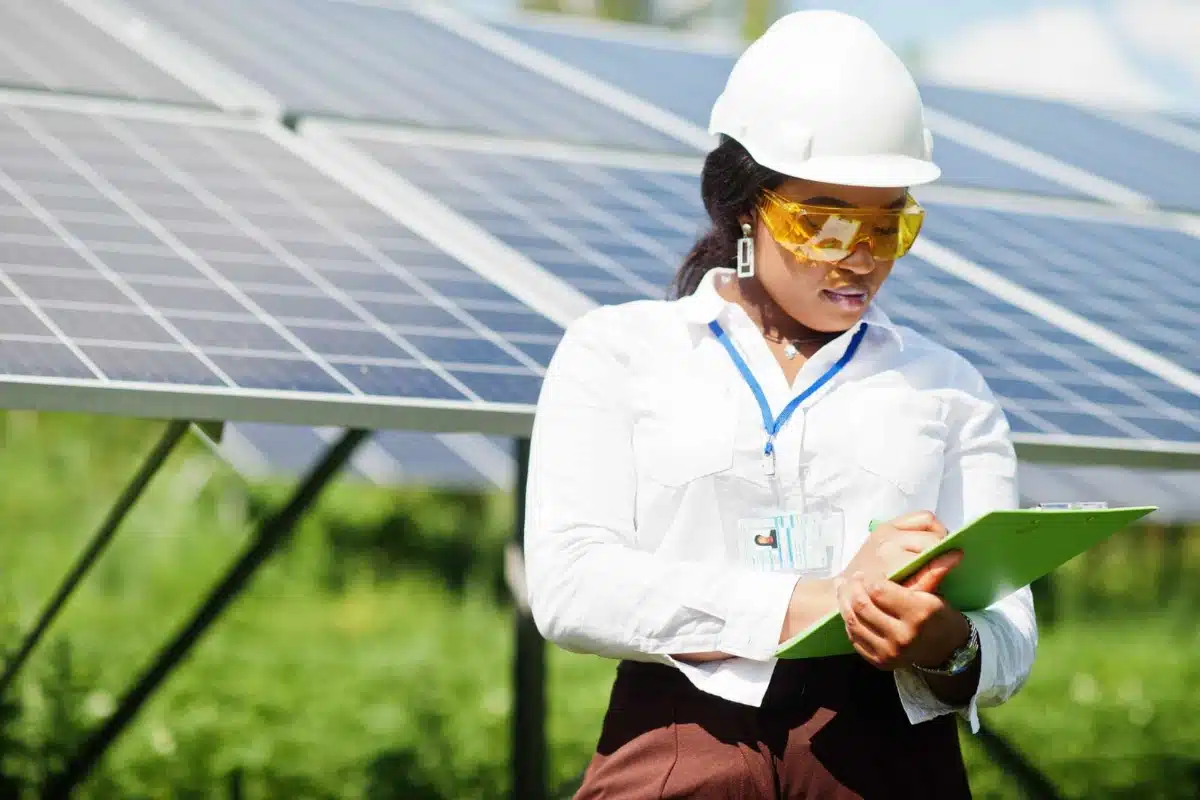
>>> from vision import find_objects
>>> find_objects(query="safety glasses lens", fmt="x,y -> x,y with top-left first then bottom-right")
759,192 -> 924,262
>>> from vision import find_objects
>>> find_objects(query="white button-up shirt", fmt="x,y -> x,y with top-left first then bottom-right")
524,268 -> 1037,731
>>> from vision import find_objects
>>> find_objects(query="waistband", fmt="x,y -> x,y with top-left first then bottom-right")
615,655 -> 902,714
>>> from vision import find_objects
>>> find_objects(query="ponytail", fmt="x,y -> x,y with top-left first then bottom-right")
669,136 -> 787,299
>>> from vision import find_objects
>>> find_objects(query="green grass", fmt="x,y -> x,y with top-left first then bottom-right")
0,411 -> 1197,798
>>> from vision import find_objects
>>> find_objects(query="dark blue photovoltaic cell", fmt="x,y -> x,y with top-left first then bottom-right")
206,356 -> 351,394
81,346 -> 228,385
921,85 -> 1200,211
448,370 -> 543,406
0,0 -> 209,106
0,106 -> 558,411
327,363 -> 463,400
922,204 -> 1200,374
0,340 -> 93,379
121,0 -> 686,152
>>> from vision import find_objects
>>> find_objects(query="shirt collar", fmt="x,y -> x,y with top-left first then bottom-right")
678,267 -> 904,347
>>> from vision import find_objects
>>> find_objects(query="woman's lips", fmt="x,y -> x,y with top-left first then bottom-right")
821,287 -> 868,310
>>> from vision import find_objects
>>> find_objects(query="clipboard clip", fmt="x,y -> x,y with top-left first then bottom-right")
1031,502 -> 1109,510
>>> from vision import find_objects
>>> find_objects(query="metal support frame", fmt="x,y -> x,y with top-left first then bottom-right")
40,427 -> 369,796
511,437 -> 546,800
967,718 -> 1063,800
506,438 -> 549,800
0,419 -> 191,697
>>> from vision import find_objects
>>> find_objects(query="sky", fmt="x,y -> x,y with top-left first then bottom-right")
469,0 -> 1200,114
795,0 -> 1200,113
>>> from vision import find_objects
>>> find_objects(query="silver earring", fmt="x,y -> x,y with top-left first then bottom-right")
736,222 -> 754,278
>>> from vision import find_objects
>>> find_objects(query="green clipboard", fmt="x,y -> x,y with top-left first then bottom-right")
775,505 -> 1157,660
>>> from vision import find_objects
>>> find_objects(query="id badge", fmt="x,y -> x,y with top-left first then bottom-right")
734,504 -> 844,578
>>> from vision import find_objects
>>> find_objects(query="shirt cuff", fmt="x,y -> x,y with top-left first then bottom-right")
715,569 -> 801,661
893,610 -> 998,733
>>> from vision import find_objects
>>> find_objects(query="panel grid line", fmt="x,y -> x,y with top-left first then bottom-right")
0,161 -> 239,387
390,145 -> 665,297
194,125 -> 547,377
103,119 -> 482,401
5,108 -> 366,397
0,265 -> 105,379
0,329 -> 539,375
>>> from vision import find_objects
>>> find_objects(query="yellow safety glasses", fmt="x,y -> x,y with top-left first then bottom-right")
757,188 -> 925,263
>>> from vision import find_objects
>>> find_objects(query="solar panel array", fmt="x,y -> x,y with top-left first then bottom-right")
1,1 -> 1197,512
116,0 -> 688,152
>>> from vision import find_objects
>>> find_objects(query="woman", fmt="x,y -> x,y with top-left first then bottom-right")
524,10 -> 1037,798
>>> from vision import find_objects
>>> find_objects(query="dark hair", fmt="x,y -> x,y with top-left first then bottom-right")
670,136 -> 787,298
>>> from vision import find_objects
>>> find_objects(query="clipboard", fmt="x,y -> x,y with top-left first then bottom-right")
774,504 -> 1157,660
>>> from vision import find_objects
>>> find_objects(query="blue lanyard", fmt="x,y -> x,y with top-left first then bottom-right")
708,319 -> 869,475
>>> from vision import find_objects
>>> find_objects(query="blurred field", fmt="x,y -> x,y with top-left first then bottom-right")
0,412 -> 1197,798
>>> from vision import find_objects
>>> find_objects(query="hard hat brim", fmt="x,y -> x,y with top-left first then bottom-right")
762,153 -> 942,189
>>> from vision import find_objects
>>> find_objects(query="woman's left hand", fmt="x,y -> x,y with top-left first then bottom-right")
834,551 -> 971,671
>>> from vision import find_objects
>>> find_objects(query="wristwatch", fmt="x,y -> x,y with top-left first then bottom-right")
914,615 -> 979,676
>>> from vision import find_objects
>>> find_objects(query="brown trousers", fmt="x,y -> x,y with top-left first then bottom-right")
575,656 -> 971,799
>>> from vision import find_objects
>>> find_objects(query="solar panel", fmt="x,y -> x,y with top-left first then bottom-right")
493,16 -> 737,131
0,98 -> 560,432
922,204 -> 1200,375
115,0 -> 689,152
217,423 -> 512,490
0,0 -> 210,106
487,14 -> 1088,200
921,85 -> 1200,212
325,130 -> 1200,453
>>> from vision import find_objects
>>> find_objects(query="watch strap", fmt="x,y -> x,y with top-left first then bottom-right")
914,615 -> 979,676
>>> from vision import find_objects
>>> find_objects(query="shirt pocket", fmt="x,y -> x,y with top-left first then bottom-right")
631,378 -> 736,488
846,389 -> 948,499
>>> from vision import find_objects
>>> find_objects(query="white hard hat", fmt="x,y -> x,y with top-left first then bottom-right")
709,10 -> 940,188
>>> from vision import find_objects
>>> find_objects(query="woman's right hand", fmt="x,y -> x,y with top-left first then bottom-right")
840,510 -> 948,583
778,511 -> 952,645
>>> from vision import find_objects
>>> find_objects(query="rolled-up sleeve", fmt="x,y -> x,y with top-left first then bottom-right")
524,308 -> 800,667
894,358 -> 1039,732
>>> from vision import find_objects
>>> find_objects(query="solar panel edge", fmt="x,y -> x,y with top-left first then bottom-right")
0,85 -> 270,130
0,374 -> 536,435
1012,431 -> 1200,470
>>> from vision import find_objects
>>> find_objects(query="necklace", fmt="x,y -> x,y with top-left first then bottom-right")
769,333 -> 835,360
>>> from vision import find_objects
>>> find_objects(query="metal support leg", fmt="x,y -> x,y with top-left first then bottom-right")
966,717 -> 1063,800
0,420 -> 190,697
42,428 -> 369,797
511,437 -> 546,800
